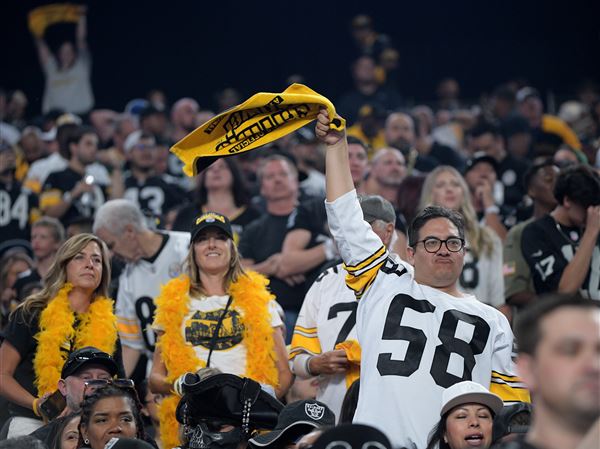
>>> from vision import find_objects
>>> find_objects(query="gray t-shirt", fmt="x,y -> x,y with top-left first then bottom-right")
42,49 -> 94,114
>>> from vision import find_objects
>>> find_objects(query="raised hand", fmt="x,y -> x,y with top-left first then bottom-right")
315,109 -> 344,146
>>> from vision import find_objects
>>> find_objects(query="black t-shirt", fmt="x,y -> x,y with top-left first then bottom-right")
429,141 -> 466,172
172,204 -> 260,244
0,180 -> 39,244
123,173 -> 187,218
3,307 -> 125,419
42,167 -> 107,226
492,437 -> 540,449
498,154 -> 531,208
238,212 -> 307,311
336,87 -> 403,126
521,215 -> 600,299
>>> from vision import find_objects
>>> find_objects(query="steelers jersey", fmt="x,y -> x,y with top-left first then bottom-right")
115,231 -> 190,357
325,190 -> 528,449
290,263 -> 358,420
123,173 -> 185,218
0,181 -> 40,244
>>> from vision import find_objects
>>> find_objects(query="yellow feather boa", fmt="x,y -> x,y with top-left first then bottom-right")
33,283 -> 117,397
154,271 -> 279,449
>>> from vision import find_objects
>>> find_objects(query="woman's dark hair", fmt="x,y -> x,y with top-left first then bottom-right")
196,158 -> 249,208
425,413 -> 451,449
51,412 -> 80,449
78,385 -> 145,447
339,379 -> 360,424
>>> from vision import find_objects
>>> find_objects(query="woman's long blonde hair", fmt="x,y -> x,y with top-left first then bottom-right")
13,233 -> 111,323
418,166 -> 495,258
186,237 -> 246,297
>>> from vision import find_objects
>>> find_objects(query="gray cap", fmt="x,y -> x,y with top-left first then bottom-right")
358,194 -> 396,224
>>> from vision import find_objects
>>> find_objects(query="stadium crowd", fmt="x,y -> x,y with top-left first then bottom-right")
0,7 -> 599,449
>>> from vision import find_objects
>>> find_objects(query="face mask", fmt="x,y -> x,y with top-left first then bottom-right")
185,422 -> 245,449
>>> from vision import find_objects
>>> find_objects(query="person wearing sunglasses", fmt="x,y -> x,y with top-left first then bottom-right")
78,384 -> 148,449
315,110 -> 528,449
29,347 -> 119,447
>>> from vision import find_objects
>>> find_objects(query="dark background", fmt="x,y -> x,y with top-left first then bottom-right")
2,0 -> 600,115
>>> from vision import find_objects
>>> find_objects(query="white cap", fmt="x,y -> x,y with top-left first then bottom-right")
440,381 -> 503,416
123,130 -> 143,153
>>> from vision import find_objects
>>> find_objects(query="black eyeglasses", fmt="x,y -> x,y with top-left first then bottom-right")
413,237 -> 465,253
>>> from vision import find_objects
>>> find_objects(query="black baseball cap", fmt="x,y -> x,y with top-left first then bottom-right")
190,211 -> 234,243
61,346 -> 118,379
249,400 -> 335,447
311,424 -> 392,449
464,151 -> 499,175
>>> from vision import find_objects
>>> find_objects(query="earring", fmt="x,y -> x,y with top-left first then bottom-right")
84,439 -> 90,444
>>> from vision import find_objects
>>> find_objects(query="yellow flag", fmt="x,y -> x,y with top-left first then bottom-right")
170,83 -> 346,176
28,4 -> 82,38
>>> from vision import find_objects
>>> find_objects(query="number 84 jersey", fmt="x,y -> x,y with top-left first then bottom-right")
326,190 -> 529,449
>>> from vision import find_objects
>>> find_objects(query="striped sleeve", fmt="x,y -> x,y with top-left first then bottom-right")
325,190 -> 388,299
491,315 -> 531,404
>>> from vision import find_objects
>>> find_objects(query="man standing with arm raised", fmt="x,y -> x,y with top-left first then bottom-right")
316,110 -> 528,449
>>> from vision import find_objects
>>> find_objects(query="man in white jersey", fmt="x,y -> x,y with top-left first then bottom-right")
290,194 -> 400,420
315,110 -> 529,449
93,199 -> 189,376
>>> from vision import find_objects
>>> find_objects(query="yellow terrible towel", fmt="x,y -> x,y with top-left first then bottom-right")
28,4 -> 83,38
335,339 -> 361,389
170,83 -> 345,176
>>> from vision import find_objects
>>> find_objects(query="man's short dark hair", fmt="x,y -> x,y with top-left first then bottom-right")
347,135 -> 369,153
407,206 -> 465,247
62,125 -> 96,160
514,293 -> 600,355
553,164 -> 600,209
468,120 -> 501,139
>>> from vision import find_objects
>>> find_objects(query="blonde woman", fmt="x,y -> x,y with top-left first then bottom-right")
0,233 -> 121,437
149,211 -> 292,449
419,166 -> 505,311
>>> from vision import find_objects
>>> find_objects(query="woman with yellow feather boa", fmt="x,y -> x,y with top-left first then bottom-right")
149,211 -> 292,449
0,233 -> 122,437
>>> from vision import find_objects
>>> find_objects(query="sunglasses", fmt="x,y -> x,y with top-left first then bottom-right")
83,378 -> 139,402
63,352 -> 112,374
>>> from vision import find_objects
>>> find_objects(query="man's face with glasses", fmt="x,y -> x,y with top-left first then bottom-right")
407,217 -> 465,292
58,365 -> 112,413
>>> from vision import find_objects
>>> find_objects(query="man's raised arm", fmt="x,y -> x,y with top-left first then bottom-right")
315,110 -> 354,202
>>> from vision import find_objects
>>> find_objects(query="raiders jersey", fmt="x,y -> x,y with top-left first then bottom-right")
326,190 -> 528,449
522,215 -> 600,300
0,181 -> 40,244
123,173 -> 186,218
116,231 -> 190,357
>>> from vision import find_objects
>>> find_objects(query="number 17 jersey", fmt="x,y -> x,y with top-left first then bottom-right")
325,190 -> 529,449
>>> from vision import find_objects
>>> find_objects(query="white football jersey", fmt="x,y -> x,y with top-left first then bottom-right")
325,190 -> 528,449
116,231 -> 190,357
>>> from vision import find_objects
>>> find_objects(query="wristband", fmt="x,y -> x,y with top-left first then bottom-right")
62,191 -> 73,203
32,398 -> 41,417
484,205 -> 500,215
305,356 -> 315,377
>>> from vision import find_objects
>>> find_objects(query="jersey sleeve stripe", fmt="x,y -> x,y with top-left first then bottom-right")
343,245 -> 386,272
345,260 -> 386,299
491,371 -> 521,382
40,190 -> 61,209
289,334 -> 322,356
489,382 -> 531,403
294,325 -> 317,334
289,347 -> 319,360
117,322 -> 141,335
117,316 -> 140,324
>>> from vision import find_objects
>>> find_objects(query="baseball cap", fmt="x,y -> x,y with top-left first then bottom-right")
358,194 -> 396,224
104,438 -> 154,449
61,347 -> 119,379
440,381 -> 503,417
249,400 -> 335,447
464,151 -> 499,175
190,211 -> 234,242
311,424 -> 392,449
